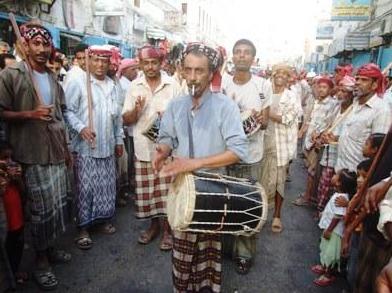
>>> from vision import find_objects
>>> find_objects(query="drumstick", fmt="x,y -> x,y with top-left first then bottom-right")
85,49 -> 96,149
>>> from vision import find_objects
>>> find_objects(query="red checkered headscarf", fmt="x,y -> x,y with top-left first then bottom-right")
317,76 -> 334,88
356,63 -> 387,96
339,75 -> 356,92
138,45 -> 164,61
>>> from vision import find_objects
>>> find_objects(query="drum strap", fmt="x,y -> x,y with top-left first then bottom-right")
187,111 -> 195,158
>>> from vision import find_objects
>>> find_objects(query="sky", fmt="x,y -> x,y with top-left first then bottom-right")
209,0 -> 332,66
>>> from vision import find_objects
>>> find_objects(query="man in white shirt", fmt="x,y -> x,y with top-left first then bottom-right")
117,58 -> 139,197
335,64 -> 391,172
63,43 -> 88,87
221,39 -> 272,274
122,45 -> 181,251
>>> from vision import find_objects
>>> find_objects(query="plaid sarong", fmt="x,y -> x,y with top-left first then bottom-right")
75,155 -> 116,227
172,231 -> 221,293
24,163 -> 68,251
316,166 -> 335,212
135,160 -> 171,219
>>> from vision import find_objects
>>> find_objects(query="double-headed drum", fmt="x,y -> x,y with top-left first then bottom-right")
141,113 -> 161,142
241,110 -> 261,137
167,171 -> 268,236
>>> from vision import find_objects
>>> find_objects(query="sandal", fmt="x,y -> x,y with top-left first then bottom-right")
234,257 -> 251,275
15,272 -> 29,284
33,269 -> 58,291
138,229 -> 159,245
311,264 -> 326,275
313,274 -> 336,287
48,248 -> 72,263
271,217 -> 283,233
98,223 -> 116,235
292,195 -> 310,206
75,235 -> 93,250
159,233 -> 173,251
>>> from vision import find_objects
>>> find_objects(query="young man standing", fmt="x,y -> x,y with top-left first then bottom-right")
0,23 -> 71,290
221,38 -> 272,274
293,77 -> 338,206
122,45 -> 180,250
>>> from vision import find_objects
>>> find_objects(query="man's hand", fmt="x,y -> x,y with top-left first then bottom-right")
365,180 -> 391,214
160,157 -> 202,177
135,96 -> 146,116
115,145 -> 124,158
322,229 -> 332,240
321,132 -> 338,144
153,145 -> 170,172
253,110 -> 268,129
335,196 -> 349,208
376,259 -> 392,293
29,105 -> 54,121
79,127 -> 96,143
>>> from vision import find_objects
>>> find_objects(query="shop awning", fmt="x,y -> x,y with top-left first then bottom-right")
328,31 -> 370,57
60,32 -> 82,42
146,27 -> 166,40
344,31 -> 370,51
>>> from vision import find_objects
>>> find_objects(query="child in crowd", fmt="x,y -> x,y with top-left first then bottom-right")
362,133 -> 385,159
333,159 -> 372,290
312,168 -> 357,287
0,143 -> 26,285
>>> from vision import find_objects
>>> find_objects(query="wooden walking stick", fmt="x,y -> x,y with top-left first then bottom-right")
8,13 -> 45,106
344,125 -> 392,231
84,49 -> 96,149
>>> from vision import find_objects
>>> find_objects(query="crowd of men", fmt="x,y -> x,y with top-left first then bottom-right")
0,20 -> 392,293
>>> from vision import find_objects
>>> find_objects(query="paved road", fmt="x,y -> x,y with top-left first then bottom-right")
21,159 -> 347,292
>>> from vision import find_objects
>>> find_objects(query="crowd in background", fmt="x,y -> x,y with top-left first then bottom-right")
0,20 -> 392,293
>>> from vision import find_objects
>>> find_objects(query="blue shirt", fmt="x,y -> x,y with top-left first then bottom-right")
33,70 -> 52,105
158,90 -> 248,169
64,75 -> 124,158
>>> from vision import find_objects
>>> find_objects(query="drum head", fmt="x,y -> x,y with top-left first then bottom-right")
167,173 -> 196,230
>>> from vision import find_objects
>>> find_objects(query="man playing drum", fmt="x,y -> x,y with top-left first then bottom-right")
221,38 -> 272,274
153,43 -> 248,293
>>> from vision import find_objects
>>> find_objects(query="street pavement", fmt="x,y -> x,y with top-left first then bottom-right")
20,159 -> 348,293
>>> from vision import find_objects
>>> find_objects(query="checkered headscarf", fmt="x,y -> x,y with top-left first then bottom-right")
20,24 -> 53,45
182,43 -> 220,72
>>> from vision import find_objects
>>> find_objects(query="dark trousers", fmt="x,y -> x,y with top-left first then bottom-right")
124,134 -> 136,194
5,227 -> 24,274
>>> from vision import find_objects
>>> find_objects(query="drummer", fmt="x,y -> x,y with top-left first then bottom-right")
122,45 -> 181,251
154,43 -> 248,293
221,38 -> 272,274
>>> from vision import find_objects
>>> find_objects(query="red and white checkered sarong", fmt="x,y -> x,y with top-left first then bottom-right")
172,231 -> 222,293
135,160 -> 172,219
316,166 -> 335,212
